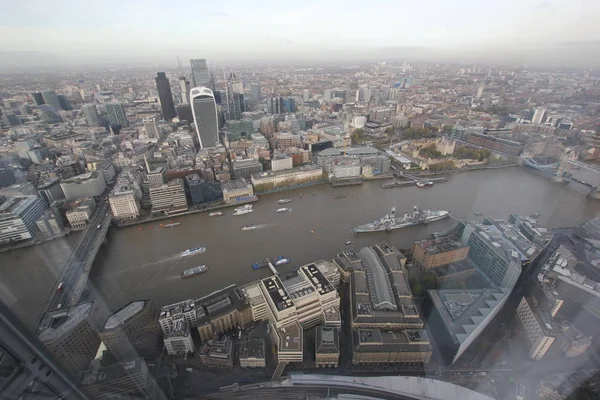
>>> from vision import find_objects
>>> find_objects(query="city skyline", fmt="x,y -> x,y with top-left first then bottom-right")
1,0 -> 600,67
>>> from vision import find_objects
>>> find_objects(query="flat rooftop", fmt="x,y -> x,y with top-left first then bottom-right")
316,326 -> 339,354
251,165 -> 322,180
413,237 -> 469,255
262,276 -> 294,312
39,302 -> 94,342
300,263 -> 335,295
104,300 -> 145,330
239,339 -> 265,360
277,321 -> 302,353
221,179 -> 250,192
353,328 -> 432,353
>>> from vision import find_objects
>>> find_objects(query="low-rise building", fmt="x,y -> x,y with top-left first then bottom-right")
195,285 -> 252,341
516,296 -> 556,360
250,165 -> 324,192
232,158 -> 263,179
66,198 -> 96,230
60,171 -> 106,201
221,179 -> 254,202
158,299 -> 199,333
149,178 -> 188,215
559,322 -> 592,358
239,339 -> 266,368
315,326 -> 339,368
272,321 -> 303,363
198,337 -> 234,368
109,185 -> 140,220
352,329 -> 432,365
271,154 -> 293,171
411,237 -> 470,270
163,318 -> 194,356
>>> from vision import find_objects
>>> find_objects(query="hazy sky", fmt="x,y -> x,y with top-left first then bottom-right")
1,0 -> 599,64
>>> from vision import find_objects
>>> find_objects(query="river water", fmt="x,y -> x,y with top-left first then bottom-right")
2,167 -> 600,328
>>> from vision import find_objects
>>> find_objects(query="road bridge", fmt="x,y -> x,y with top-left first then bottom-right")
36,201 -> 112,326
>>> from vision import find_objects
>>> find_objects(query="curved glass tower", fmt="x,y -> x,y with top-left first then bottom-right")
190,87 -> 219,149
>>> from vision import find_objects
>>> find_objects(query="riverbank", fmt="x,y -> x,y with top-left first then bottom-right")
114,196 -> 259,227
255,179 -> 328,195
0,229 -> 71,254
407,163 -> 519,176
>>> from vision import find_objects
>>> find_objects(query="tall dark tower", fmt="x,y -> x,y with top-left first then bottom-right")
155,72 -> 176,121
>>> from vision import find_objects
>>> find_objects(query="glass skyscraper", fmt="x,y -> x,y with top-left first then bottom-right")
155,72 -> 176,121
104,102 -> 128,127
41,90 -> 61,111
82,104 -> 101,126
190,59 -> 211,89
190,87 -> 219,148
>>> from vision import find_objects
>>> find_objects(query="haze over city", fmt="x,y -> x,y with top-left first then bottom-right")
1,0 -> 600,67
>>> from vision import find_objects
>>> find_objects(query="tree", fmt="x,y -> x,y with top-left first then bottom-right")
411,284 -> 423,297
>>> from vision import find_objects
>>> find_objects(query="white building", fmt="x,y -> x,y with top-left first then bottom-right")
109,186 -> 140,220
60,172 -> 106,201
240,283 -> 271,322
516,296 -> 556,360
66,199 -> 96,230
532,108 -> 547,125
0,195 -> 47,243
271,154 -> 293,172
163,319 -> 195,356
250,166 -> 323,189
272,321 -> 303,363
332,164 -> 361,179
159,299 -> 199,334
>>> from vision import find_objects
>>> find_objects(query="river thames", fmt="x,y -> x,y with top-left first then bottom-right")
2,167 -> 600,328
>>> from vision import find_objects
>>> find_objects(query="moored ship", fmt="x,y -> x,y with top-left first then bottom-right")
354,206 -> 450,233
180,265 -> 208,279
252,255 -> 287,269
416,181 -> 434,188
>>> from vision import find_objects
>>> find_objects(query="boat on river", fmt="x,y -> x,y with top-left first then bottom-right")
181,265 -> 208,279
354,206 -> 450,233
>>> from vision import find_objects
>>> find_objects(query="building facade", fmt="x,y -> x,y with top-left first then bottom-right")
315,326 -> 339,368
191,87 -> 219,149
411,237 -> 470,270
163,318 -> 194,356
155,72 -> 176,121
66,198 -> 96,230
221,179 -> 254,202
149,178 -> 188,215
0,195 -> 48,243
60,172 -> 106,201
516,296 -> 556,360
104,102 -> 128,127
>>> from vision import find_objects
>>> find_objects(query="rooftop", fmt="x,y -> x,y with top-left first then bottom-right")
262,276 -> 294,312
353,328 -> 432,353
360,247 -> 397,311
38,302 -> 94,342
300,263 -> 335,296
61,171 -> 100,184
277,321 -> 302,353
0,195 -> 38,217
239,339 -> 265,360
316,326 -> 339,354
164,319 -> 191,339
251,165 -> 322,180
104,300 -> 146,330
429,289 -> 509,344
414,236 -> 469,255
220,179 -> 250,192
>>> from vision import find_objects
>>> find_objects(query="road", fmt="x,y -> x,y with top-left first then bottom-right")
36,199 -> 112,324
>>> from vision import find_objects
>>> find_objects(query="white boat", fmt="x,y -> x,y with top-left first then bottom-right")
233,205 -> 254,216
180,247 -> 206,257
209,211 -> 223,217
416,181 -> 434,188
278,199 -> 292,204
242,225 -> 257,231
345,241 -> 352,245
276,208 -> 291,213
273,258 -> 290,266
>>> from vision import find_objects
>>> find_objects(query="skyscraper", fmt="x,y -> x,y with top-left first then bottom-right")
155,72 -> 176,121
532,108 -> 547,125
267,95 -> 284,115
179,77 -> 191,104
105,102 -> 128,127
191,87 -> 219,148
30,92 -> 44,105
251,83 -> 261,101
190,59 -> 211,89
41,90 -> 62,110
57,94 -> 72,111
83,104 -> 101,126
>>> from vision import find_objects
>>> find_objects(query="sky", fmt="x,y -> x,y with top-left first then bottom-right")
1,0 -> 599,66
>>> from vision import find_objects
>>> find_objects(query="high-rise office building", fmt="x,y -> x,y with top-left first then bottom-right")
41,90 -> 62,110
35,105 -> 62,123
190,59 -> 211,88
267,95 -> 284,115
30,91 -> 44,105
191,87 -> 219,148
83,104 -> 101,126
251,83 -> 261,101
57,94 -> 72,111
105,102 -> 128,127
155,72 -> 176,121
179,77 -> 191,104
532,108 -> 547,125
